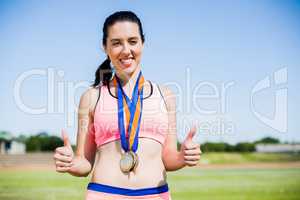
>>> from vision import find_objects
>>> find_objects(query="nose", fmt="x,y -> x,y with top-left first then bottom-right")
121,43 -> 131,55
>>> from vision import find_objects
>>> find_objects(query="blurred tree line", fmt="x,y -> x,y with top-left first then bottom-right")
15,132 -> 64,152
177,137 -> 280,152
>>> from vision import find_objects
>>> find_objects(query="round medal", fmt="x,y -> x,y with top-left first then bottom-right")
129,151 -> 139,172
120,152 -> 134,173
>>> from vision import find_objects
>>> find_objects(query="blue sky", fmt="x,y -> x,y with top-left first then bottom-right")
0,0 -> 299,144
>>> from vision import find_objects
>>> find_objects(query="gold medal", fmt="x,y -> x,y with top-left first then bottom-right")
120,152 -> 134,173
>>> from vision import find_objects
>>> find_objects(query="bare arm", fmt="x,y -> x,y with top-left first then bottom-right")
54,88 -> 98,177
160,86 -> 185,171
160,85 -> 201,171
70,88 -> 98,177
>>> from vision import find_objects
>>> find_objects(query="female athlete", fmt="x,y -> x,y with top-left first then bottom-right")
53,11 -> 201,200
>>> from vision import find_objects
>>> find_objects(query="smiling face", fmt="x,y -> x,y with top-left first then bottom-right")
104,21 -> 144,78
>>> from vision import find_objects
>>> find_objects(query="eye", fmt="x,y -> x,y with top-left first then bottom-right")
129,40 -> 138,45
112,41 -> 121,46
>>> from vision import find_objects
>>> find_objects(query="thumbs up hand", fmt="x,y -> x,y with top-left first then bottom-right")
180,126 -> 202,167
53,129 -> 74,173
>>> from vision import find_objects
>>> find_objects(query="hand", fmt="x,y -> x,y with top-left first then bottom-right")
53,129 -> 74,173
180,126 -> 202,167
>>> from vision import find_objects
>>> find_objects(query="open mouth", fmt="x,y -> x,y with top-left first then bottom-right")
119,57 -> 134,68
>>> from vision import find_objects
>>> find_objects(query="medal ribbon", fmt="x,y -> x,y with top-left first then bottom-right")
114,71 -> 144,152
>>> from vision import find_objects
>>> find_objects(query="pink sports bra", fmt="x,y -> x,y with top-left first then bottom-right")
89,81 -> 169,148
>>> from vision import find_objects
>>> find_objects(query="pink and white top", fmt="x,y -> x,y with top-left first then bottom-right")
89,81 -> 169,148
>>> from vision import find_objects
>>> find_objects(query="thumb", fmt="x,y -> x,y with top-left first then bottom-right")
61,129 -> 71,148
185,125 -> 197,141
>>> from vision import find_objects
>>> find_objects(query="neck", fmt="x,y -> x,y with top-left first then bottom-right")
115,65 -> 141,87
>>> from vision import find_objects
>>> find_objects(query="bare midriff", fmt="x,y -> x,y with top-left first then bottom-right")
91,138 -> 167,189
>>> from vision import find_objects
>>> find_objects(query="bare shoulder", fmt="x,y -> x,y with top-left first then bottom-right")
79,87 -> 100,113
156,84 -> 176,110
156,84 -> 175,97
155,83 -> 175,99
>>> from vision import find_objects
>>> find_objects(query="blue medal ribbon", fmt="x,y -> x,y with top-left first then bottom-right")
116,71 -> 144,152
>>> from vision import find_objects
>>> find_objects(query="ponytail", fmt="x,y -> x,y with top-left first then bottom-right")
92,57 -> 113,87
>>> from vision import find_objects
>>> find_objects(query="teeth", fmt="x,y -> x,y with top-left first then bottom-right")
120,58 -> 133,65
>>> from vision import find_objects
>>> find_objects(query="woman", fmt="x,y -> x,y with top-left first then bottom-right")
53,11 -> 201,200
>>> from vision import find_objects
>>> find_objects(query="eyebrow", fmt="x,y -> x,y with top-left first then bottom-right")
110,37 -> 139,42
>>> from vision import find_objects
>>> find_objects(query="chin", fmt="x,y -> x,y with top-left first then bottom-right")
117,64 -> 138,77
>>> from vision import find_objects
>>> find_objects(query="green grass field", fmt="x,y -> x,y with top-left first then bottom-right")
1,167 -> 300,200
201,152 -> 300,164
